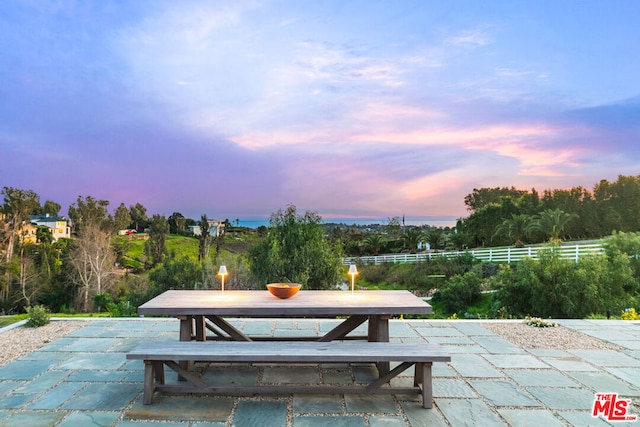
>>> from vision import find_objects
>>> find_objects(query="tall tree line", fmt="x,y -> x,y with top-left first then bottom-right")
459,175 -> 640,247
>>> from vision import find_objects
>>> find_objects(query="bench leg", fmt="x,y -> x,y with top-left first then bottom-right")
143,361 -> 164,405
417,362 -> 433,409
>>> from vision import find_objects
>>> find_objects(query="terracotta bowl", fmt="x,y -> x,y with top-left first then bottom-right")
266,283 -> 302,299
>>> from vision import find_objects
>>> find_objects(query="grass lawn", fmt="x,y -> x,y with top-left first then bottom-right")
0,312 -> 111,328
0,314 -> 28,328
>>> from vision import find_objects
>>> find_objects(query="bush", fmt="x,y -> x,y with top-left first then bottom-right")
360,264 -> 389,284
621,308 -> 640,320
93,293 -> 113,312
106,300 -> 136,317
432,272 -> 482,314
25,305 -> 50,328
524,316 -> 558,327
434,253 -> 478,277
492,244 -> 637,318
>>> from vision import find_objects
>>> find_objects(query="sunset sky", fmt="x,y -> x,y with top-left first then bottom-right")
2,1 -> 639,225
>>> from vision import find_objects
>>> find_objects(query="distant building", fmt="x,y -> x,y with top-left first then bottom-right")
18,222 -> 38,244
29,214 -> 71,241
117,229 -> 137,236
189,219 -> 225,237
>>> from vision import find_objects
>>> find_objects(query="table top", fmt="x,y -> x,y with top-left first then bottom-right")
137,290 -> 432,317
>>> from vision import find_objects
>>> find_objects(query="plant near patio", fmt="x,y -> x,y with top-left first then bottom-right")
621,308 -> 640,320
524,316 -> 558,328
431,271 -> 482,314
25,304 -> 50,327
491,244 -> 635,318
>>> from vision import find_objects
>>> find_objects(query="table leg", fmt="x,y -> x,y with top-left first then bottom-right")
369,314 -> 390,375
178,316 -> 192,341
194,316 -> 206,341
178,316 -> 194,381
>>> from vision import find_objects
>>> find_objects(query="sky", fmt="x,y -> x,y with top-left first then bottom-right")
2,1 -> 639,225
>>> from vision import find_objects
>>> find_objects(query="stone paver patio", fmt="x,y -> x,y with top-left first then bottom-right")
0,318 -> 639,426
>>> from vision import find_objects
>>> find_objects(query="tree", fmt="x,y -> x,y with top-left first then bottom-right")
68,195 -> 110,234
447,230 -> 468,251
198,214 -> 211,261
1,187 -> 40,258
129,203 -> 148,233
602,231 -> 640,289
461,198 -> 519,247
68,225 -> 115,311
343,226 -> 365,256
425,228 -> 445,252
35,226 -> 53,245
384,216 -> 402,240
248,205 -> 342,289
168,212 -> 187,235
17,241 -> 43,307
113,203 -> 132,231
594,175 -> 640,233
42,200 -> 61,216
1,187 -> 40,302
402,227 -> 425,253
493,214 -> 533,247
214,219 -> 227,261
464,187 -> 527,213
145,214 -> 169,267
540,186 -> 594,238
529,208 -> 577,242
148,256 -> 203,297
364,234 -> 384,256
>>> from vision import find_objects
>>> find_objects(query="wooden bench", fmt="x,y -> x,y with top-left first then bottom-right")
126,340 -> 451,408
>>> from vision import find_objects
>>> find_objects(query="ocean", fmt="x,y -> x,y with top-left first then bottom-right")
237,217 -> 459,229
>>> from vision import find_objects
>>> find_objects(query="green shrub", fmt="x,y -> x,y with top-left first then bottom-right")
106,301 -> 137,317
359,264 -> 389,284
25,305 -> 50,328
432,272 -> 482,314
492,244 -> 636,318
93,293 -> 114,312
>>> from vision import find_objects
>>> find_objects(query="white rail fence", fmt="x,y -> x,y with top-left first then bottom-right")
342,243 -> 605,266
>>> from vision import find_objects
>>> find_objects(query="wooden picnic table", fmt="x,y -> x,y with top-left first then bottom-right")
137,289 -> 433,374
138,289 -> 432,341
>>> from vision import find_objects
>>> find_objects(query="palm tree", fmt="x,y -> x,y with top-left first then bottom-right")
402,227 -> 425,253
529,208 -> 578,242
425,228 -> 445,252
493,214 -> 533,247
447,231 -> 467,251
364,234 -> 385,256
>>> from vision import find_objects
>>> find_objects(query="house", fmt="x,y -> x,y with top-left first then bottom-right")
29,214 -> 71,242
188,219 -> 225,237
18,222 -> 39,244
